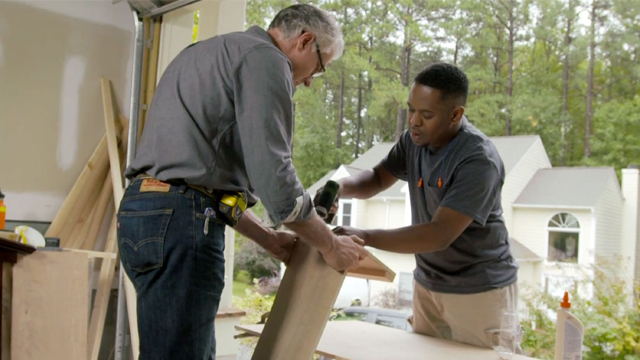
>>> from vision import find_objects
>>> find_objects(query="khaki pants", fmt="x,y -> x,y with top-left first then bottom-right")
411,281 -> 522,353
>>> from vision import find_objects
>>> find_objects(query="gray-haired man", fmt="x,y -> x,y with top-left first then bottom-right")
118,4 -> 368,359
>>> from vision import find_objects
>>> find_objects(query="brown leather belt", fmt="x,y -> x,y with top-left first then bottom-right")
133,173 -> 221,201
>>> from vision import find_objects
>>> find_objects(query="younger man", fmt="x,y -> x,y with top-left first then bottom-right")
333,63 -> 519,350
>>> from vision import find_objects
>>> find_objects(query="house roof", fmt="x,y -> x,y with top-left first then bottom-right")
349,143 -> 394,170
510,238 -> 542,261
307,136 -> 542,199
487,135 -> 539,175
513,167 -> 618,208
307,170 -> 337,196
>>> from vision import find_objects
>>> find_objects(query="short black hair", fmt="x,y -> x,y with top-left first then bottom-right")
414,63 -> 468,105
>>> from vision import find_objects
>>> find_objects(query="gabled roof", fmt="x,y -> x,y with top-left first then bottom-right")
349,143 -> 394,170
487,135 -> 539,175
513,167 -> 619,208
510,238 -> 542,261
307,136 -> 542,199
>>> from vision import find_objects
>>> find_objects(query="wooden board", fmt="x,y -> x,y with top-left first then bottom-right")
239,321 -> 541,360
348,254 -> 395,282
11,251 -> 89,360
251,240 -> 346,360
87,217 -> 118,360
46,135 -> 109,244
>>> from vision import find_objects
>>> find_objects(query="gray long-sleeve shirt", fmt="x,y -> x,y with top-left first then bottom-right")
126,26 -> 314,225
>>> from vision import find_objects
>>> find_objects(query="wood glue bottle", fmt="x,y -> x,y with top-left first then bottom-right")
555,292 -> 584,360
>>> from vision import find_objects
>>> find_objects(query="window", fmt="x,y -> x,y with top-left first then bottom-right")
547,213 -> 580,263
331,199 -> 355,227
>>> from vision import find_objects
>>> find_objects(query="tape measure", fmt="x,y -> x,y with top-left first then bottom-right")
218,192 -> 247,227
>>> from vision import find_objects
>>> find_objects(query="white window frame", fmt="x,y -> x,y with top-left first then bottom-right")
547,213 -> 581,264
336,199 -> 356,227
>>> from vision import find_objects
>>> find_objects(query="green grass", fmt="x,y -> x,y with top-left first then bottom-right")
232,270 -> 253,297
232,280 -> 252,297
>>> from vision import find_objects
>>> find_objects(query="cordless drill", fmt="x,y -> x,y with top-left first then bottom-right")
315,180 -> 340,224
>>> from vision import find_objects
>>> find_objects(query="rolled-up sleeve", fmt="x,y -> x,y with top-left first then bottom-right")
233,46 -> 314,225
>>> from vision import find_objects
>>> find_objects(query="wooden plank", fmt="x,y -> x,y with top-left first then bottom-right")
63,248 -> 117,260
101,78 -> 125,207
87,216 -> 118,360
12,251 -> 88,360
239,321 -> 541,360
79,172 -> 113,251
348,254 -> 395,282
138,17 -> 151,142
46,135 -> 109,244
140,17 -> 162,134
252,240 -> 346,360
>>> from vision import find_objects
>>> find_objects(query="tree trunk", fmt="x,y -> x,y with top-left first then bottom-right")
396,25 -> 412,140
561,0 -> 573,166
505,0 -> 515,136
585,0 -> 597,159
337,70 -> 345,149
355,72 -> 363,158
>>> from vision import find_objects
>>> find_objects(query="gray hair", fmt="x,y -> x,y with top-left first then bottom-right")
268,4 -> 344,60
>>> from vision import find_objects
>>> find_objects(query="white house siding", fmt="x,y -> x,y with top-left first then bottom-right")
594,175 -> 624,262
511,207 -> 594,263
366,250 -> 416,306
359,198 -> 405,230
517,260 -> 544,294
501,139 -> 552,233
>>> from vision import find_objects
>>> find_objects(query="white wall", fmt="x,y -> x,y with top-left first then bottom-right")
517,260 -> 544,295
358,198 -> 405,230
511,207 -> 594,263
501,138 -> 551,232
0,0 -> 134,221
594,173 -> 624,262
621,168 -> 640,282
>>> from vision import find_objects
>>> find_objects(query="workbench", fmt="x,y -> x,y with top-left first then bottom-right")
237,320 -> 541,360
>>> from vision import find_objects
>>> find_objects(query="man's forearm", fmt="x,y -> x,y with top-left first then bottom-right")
339,169 -> 382,199
364,223 -> 454,254
234,210 -> 275,248
284,214 -> 333,254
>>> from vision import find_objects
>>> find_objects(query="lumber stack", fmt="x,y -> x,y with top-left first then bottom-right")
41,17 -> 162,360
42,79 -> 130,360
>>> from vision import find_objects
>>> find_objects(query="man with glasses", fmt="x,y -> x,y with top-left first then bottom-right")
119,4 -> 367,360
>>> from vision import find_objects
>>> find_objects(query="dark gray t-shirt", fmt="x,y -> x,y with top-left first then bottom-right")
126,26 -> 313,225
382,117 -> 518,294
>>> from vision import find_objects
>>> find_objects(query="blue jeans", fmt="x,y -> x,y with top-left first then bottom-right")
117,177 -> 226,360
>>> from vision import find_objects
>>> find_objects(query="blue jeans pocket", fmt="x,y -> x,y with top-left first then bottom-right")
118,209 -> 174,273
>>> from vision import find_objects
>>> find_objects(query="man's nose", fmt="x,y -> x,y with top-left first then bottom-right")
409,112 -> 420,126
304,78 -> 313,87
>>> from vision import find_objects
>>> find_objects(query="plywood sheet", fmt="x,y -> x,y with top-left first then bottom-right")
251,240 -> 345,360
239,321 -> 541,360
11,251 -> 88,360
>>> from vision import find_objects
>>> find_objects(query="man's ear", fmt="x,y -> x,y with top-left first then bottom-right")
297,32 -> 314,51
451,106 -> 465,124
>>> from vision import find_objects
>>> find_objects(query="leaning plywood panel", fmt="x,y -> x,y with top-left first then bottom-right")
11,251 -> 89,360
252,240 -> 345,360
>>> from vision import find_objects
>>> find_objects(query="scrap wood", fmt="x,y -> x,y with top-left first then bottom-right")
87,215 -> 117,360
46,135 -> 109,245
101,77 -> 140,359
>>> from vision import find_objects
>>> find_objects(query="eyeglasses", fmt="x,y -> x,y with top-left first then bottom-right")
312,41 -> 326,78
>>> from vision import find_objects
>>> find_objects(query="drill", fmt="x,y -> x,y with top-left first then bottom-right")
315,180 -> 340,224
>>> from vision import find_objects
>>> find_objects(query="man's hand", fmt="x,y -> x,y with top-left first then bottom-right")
333,226 -> 369,245
265,230 -> 297,264
320,234 -> 368,272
